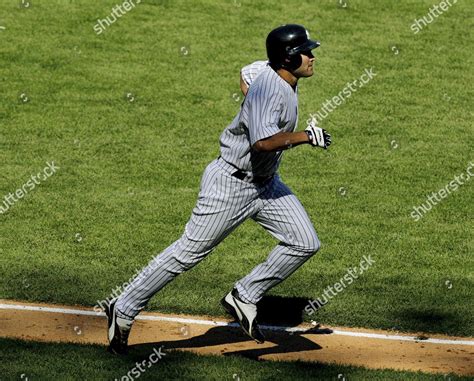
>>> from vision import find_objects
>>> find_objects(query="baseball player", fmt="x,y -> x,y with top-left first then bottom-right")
106,24 -> 331,355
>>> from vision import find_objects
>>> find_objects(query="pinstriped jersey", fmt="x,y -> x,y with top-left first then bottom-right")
241,60 -> 268,87
219,65 -> 298,178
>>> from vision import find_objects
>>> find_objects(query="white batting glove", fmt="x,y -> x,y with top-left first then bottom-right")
305,119 -> 332,149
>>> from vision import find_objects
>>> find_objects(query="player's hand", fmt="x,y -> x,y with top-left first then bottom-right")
305,120 -> 332,149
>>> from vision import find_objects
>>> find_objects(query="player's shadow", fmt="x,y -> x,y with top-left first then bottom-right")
133,295 -> 332,360
257,294 -> 316,326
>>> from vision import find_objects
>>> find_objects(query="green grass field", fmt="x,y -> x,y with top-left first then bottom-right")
0,0 -> 472,378
1,338 -> 470,381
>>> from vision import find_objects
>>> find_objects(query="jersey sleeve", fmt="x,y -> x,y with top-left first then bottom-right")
240,60 -> 268,87
246,88 -> 283,146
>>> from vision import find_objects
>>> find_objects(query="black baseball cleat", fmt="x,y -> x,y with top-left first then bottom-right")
221,288 -> 265,344
105,299 -> 134,355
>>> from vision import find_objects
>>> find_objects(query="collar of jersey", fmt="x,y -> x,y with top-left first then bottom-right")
267,66 -> 298,94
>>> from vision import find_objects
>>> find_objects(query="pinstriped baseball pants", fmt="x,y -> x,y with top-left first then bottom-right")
116,157 -> 320,319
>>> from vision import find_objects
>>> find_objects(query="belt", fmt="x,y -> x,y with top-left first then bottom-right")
231,169 -> 273,185
217,156 -> 273,185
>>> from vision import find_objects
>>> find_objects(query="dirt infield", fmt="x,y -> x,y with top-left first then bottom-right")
0,299 -> 473,376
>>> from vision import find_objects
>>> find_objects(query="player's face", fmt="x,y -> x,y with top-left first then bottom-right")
293,51 -> 315,78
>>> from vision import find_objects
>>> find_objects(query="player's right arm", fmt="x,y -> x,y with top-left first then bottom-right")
240,61 -> 268,96
240,75 -> 249,96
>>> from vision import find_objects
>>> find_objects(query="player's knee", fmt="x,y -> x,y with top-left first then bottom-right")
164,235 -> 215,272
289,230 -> 320,255
294,229 -> 320,254
304,233 -> 321,254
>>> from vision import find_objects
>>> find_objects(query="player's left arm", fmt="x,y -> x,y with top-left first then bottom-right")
253,131 -> 310,152
252,117 -> 331,152
248,88 -> 331,152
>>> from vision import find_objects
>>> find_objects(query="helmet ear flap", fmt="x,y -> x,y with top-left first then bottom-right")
291,54 -> 302,70
282,54 -> 302,71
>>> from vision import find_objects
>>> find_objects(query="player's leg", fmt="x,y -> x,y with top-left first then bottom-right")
234,176 -> 320,305
114,159 -> 258,320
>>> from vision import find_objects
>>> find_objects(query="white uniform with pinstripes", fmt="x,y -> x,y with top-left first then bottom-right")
115,63 -> 320,319
240,60 -> 268,87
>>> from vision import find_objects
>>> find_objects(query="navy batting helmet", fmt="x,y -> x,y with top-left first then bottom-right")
266,24 -> 320,70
